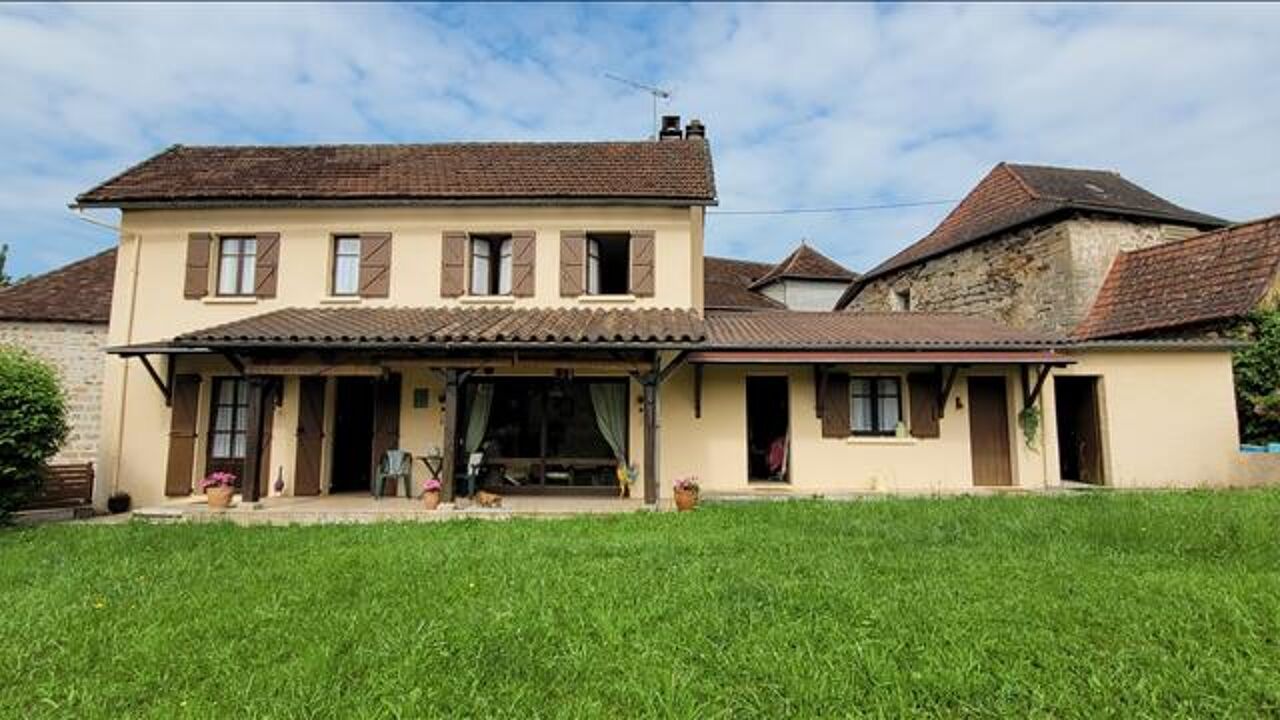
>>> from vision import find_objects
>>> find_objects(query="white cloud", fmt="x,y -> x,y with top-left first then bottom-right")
1,2 -> 1279,276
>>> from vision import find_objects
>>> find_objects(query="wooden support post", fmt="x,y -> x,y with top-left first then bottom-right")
693,363 -> 703,419
441,369 -> 460,504
242,376 -> 270,504
642,353 -> 660,506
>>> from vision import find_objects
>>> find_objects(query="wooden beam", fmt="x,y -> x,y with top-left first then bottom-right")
693,363 -> 703,419
937,365 -> 961,418
642,352 -> 660,506
440,369 -> 460,504
135,355 -> 172,405
1023,363 -> 1052,407
220,351 -> 246,375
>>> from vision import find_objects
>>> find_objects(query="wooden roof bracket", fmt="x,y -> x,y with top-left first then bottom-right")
936,364 -> 963,418
1020,363 -> 1059,407
134,354 -> 173,406
220,351 -> 246,376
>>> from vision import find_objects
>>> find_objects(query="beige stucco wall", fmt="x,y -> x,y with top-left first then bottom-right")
1047,349 -> 1243,489
758,279 -> 849,311
660,364 -> 1048,496
99,205 -> 699,505
0,320 -> 107,465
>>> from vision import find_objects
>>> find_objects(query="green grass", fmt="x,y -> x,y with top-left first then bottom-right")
3,491 -> 1280,718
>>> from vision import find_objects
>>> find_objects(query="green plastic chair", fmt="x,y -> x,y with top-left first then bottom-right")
373,450 -> 413,499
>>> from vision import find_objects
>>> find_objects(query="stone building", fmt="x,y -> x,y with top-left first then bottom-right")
0,249 -> 116,464
836,163 -> 1226,333
705,242 -> 855,311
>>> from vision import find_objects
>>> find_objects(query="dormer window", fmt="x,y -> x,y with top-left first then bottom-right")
586,233 -> 630,295
470,234 -> 513,296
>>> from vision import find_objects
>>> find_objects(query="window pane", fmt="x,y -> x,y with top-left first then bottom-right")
877,378 -> 900,397
471,240 -> 491,294
242,238 -> 257,256
851,378 -> 871,396
218,380 -> 236,404
336,237 -> 361,256
852,396 -> 873,432
334,254 -> 359,295
218,254 -> 239,295
234,380 -> 248,404
239,253 -> 256,294
232,433 -> 246,458
586,238 -> 600,295
215,407 -> 235,433
211,432 -> 231,458
497,239 -> 512,295
879,396 -> 900,432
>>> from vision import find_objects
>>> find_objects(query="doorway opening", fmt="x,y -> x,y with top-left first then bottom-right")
746,376 -> 790,482
331,377 -> 376,493
1054,376 -> 1105,485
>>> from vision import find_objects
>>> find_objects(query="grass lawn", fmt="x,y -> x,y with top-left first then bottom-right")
2,490 -> 1280,718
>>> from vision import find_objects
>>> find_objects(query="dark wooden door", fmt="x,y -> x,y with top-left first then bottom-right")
371,373 -> 403,492
164,374 -> 202,496
1077,382 -> 1105,485
969,376 -> 1013,487
294,376 -> 326,496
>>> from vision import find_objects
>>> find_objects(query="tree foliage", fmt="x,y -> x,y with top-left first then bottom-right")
1234,309 -> 1280,445
0,345 -> 69,514
0,243 -> 10,287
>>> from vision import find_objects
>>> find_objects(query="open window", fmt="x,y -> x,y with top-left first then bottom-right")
471,234 -> 513,296
586,233 -> 630,295
1054,376 -> 1105,485
892,288 -> 911,312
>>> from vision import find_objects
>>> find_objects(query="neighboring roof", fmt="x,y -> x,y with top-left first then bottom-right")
704,310 -> 1058,350
749,243 -> 856,289
76,141 -> 717,208
169,306 -> 706,349
837,162 -> 1227,307
1074,215 -> 1280,340
703,256 -> 784,311
0,248 -> 116,324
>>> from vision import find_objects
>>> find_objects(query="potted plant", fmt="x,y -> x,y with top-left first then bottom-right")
200,471 -> 237,509
422,477 -> 442,510
106,491 -> 131,514
673,476 -> 700,512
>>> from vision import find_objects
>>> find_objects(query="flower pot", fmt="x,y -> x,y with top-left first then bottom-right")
106,493 -> 131,514
423,490 -> 441,510
206,485 -> 233,509
674,488 -> 698,512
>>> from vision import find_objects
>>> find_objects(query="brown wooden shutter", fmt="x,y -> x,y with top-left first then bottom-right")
510,230 -> 536,297
254,232 -> 280,298
560,230 -> 586,297
441,231 -> 468,297
254,382 -> 276,496
358,233 -> 392,298
164,374 -> 202,495
184,233 -> 212,299
908,372 -> 941,438
294,376 -> 326,496
370,373 -> 402,491
630,230 -> 655,296
821,372 -> 850,438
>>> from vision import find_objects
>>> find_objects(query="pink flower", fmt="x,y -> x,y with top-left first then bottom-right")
422,478 -> 442,492
199,472 -> 237,491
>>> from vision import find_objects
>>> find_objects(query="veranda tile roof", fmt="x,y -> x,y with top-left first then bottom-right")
705,310 -> 1059,350
76,140 -> 717,207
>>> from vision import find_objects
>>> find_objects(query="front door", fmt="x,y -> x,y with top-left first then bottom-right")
968,376 -> 1013,487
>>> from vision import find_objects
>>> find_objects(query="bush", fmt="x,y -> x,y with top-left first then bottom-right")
1234,309 -> 1280,445
0,346 -> 69,515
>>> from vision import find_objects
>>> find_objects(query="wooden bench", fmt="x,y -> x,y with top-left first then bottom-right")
20,463 -> 94,510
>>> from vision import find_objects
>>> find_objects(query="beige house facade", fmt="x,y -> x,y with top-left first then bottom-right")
78,134 -> 1272,510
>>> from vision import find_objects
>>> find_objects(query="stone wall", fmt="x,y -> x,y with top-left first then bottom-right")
0,321 -> 107,464
848,213 -> 1198,334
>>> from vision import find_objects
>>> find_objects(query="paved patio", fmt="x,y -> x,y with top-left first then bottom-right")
133,492 -> 649,525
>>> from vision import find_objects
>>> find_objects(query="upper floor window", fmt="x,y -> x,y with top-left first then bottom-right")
332,236 -> 361,296
851,377 -> 902,436
217,236 -> 257,296
470,234 -> 513,295
892,288 -> 911,312
587,233 -> 630,295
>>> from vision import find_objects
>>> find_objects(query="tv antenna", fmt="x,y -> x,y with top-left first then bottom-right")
605,72 -> 672,139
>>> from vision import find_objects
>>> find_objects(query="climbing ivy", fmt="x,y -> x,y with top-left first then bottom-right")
1233,309 -> 1280,445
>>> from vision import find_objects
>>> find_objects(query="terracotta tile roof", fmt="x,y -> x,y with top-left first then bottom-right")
838,162 -> 1226,307
705,310 -> 1058,350
703,256 -> 784,310
171,306 -> 706,348
1074,215 -> 1280,340
76,141 -> 717,207
0,248 -> 116,324
749,243 -> 856,289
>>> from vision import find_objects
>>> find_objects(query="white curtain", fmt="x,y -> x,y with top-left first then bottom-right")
497,238 -> 513,295
586,238 -> 601,295
470,239 -> 491,295
465,383 -> 494,455
333,237 -> 360,295
589,383 -> 628,462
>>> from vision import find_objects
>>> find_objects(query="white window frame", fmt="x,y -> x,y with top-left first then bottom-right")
332,235 -> 362,296
216,236 -> 257,296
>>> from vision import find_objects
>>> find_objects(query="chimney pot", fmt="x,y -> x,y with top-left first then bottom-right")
684,118 -> 706,138
659,115 -> 683,140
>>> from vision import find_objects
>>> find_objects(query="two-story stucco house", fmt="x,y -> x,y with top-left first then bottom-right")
78,127 -> 1264,510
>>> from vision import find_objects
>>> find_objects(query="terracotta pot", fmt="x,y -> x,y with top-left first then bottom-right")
206,485 -> 233,509
423,490 -> 441,510
674,488 -> 698,512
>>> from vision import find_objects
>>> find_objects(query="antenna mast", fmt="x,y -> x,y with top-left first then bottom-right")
605,72 -> 672,139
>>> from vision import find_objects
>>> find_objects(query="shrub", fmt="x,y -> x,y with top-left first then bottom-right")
1234,309 -> 1280,445
0,345 -> 69,515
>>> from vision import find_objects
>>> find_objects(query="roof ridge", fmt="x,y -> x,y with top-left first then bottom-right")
171,139 -> 703,150
999,162 -> 1047,201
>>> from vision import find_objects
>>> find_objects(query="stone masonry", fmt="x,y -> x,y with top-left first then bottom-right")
0,320 -> 108,464
849,212 -> 1197,334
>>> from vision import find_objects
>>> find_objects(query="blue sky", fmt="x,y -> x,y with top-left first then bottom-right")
3,2 -> 1280,278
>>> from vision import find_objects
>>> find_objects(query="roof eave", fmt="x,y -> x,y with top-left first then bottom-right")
71,196 -> 718,211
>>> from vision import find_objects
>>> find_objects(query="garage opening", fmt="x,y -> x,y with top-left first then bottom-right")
1054,376 -> 1105,485
746,376 -> 790,482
